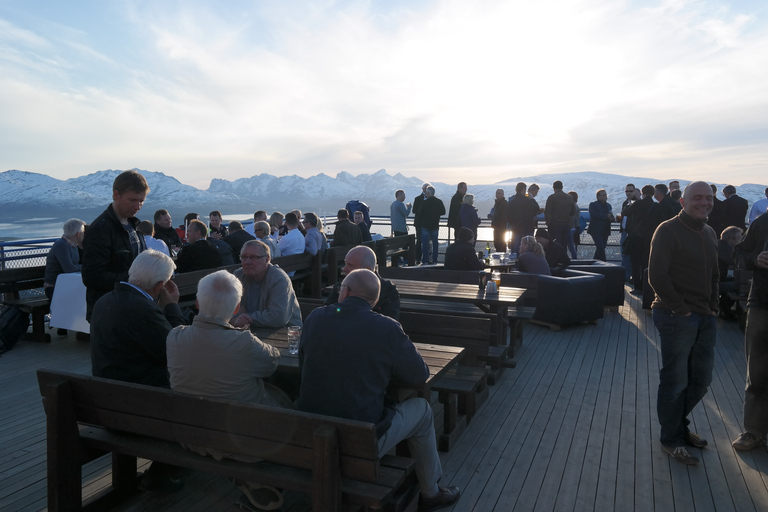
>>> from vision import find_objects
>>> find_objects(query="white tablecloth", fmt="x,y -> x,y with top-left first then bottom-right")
49,272 -> 90,334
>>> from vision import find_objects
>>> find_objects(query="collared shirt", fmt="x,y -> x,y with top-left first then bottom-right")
121,281 -> 154,302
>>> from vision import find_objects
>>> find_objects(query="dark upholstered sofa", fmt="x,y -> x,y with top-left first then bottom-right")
564,259 -> 625,309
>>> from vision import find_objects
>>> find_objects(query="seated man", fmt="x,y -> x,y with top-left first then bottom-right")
253,220 -> 281,259
223,220 -> 256,263
354,210 -> 373,242
535,228 -> 570,273
137,220 -> 171,257
231,240 -> 302,329
444,227 -> 484,271
298,269 -> 460,511
324,245 -> 400,319
90,249 -> 185,492
330,208 -> 363,247
276,212 -> 305,256
44,218 -> 85,300
175,220 -> 222,273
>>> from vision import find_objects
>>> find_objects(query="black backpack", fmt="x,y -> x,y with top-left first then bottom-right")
0,306 -> 30,355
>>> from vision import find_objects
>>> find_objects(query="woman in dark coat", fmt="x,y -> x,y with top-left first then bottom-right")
459,193 -> 481,239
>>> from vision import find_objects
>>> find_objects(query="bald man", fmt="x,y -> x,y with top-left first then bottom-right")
649,181 -> 718,465
324,245 -> 400,319
298,269 -> 460,510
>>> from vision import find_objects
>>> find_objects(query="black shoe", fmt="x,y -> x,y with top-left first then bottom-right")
419,485 -> 460,512
685,431 -> 708,448
139,472 -> 184,492
57,328 -> 68,336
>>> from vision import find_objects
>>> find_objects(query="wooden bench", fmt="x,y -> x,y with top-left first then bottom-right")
173,263 -> 242,307
324,240 -> 378,286
37,369 -> 420,512
0,265 -> 50,343
375,235 -> 416,268
272,252 -> 323,298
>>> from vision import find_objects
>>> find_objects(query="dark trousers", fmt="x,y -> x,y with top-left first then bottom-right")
393,230 -> 408,237
493,228 -> 507,253
590,232 -> 608,261
654,308 -> 716,446
548,224 -> 571,248
744,306 -> 768,438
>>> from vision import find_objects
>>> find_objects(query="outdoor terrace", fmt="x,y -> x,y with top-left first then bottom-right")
1,288 -> 766,511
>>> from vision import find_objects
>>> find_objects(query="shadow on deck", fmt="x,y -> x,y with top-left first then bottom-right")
1,287 -> 767,511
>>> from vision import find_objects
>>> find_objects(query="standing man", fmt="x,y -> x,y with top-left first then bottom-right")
419,186 -> 446,265
649,181 -> 718,465
82,170 -> 149,322
731,212 -> 768,451
655,183 -> 682,222
619,183 -> 637,282
491,188 -> 508,253
749,187 -> 768,224
412,183 -> 430,259
507,182 -> 540,254
447,182 -> 467,241
707,184 -> 727,237
544,180 -> 578,248
390,189 -> 412,237
669,180 -> 681,193
722,184 -> 749,231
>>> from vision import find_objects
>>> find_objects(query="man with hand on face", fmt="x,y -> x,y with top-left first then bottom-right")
649,181 -> 718,465
230,240 -> 302,329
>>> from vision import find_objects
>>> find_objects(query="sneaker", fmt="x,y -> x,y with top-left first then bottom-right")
685,431 -> 708,448
661,444 -> 699,465
235,480 -> 284,511
138,472 -> 184,492
732,432 -> 767,452
419,485 -> 460,512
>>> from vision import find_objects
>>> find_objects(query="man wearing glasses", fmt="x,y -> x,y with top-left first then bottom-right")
251,220 -> 280,259
230,240 -> 302,329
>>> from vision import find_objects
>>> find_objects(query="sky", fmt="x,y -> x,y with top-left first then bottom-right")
1,0 -> 767,190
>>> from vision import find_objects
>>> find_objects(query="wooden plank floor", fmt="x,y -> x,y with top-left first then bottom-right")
2,287 -> 767,511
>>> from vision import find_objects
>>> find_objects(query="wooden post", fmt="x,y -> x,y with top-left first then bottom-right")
44,380 -> 82,512
312,425 -> 341,512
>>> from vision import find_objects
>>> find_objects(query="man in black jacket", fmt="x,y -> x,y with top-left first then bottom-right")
82,170 -> 149,322
491,188 -> 508,252
175,220 -> 223,273
447,182 -> 467,241
445,228 -> 484,271
723,184 -> 749,231
507,182 -> 541,254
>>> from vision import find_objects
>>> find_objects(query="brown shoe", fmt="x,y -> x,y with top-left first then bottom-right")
419,485 -> 460,512
732,432 -> 766,452
685,431 -> 708,448
661,444 -> 698,465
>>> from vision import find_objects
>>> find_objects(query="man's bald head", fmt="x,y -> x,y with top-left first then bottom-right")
343,245 -> 377,274
340,269 -> 381,306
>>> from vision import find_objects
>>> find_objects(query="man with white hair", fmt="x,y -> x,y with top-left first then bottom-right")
90,249 -> 185,492
298,269 -> 460,511
167,270 -> 283,405
43,218 -> 85,300
324,245 -> 400,319
230,240 -> 302,329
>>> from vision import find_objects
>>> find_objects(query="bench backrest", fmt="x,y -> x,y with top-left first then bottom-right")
172,263 -> 241,299
374,235 -> 415,267
324,240 -> 376,285
0,265 -> 46,299
37,369 -> 382,483
398,311 -> 491,357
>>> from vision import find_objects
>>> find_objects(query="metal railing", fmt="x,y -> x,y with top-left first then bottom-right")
0,239 -> 57,270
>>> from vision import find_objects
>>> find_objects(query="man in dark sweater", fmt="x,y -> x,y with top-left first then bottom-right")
447,182 -> 467,241
648,181 -> 718,465
419,186 -> 446,265
731,213 -> 768,451
298,269 -> 460,511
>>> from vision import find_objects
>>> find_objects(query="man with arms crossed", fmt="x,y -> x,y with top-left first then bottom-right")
298,269 -> 460,511
649,181 -> 718,464
731,211 -> 768,451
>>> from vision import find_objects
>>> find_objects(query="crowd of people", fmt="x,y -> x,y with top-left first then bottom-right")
39,169 -> 768,502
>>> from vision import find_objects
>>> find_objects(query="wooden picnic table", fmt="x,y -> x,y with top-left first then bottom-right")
386,278 -> 526,347
252,326 -> 465,397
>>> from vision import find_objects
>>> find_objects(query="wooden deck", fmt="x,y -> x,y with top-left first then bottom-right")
2,288 -> 767,511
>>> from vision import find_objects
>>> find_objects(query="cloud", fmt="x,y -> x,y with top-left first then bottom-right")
0,0 -> 766,188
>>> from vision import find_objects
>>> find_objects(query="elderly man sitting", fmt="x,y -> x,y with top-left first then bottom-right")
90,249 -> 186,492
298,269 -> 460,512
324,245 -> 400,319
230,240 -> 302,329
167,269 -> 287,511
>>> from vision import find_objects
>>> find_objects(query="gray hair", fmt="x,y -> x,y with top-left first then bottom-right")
128,250 -> 175,290
63,218 -> 85,237
197,270 -> 243,321
462,194 -> 474,205
241,239 -> 270,260
426,186 -> 436,196
254,220 -> 271,237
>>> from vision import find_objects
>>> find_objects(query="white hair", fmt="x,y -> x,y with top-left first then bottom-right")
128,250 -> 176,290
63,218 -> 85,237
197,270 -> 243,321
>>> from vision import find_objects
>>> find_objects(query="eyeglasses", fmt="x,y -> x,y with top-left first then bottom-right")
241,254 -> 267,261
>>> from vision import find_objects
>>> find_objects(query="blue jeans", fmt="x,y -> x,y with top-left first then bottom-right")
620,231 -> 631,281
566,228 -> 577,259
653,308 -> 716,446
421,228 -> 439,264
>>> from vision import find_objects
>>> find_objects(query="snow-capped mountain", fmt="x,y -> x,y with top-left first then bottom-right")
1,168 -> 766,224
